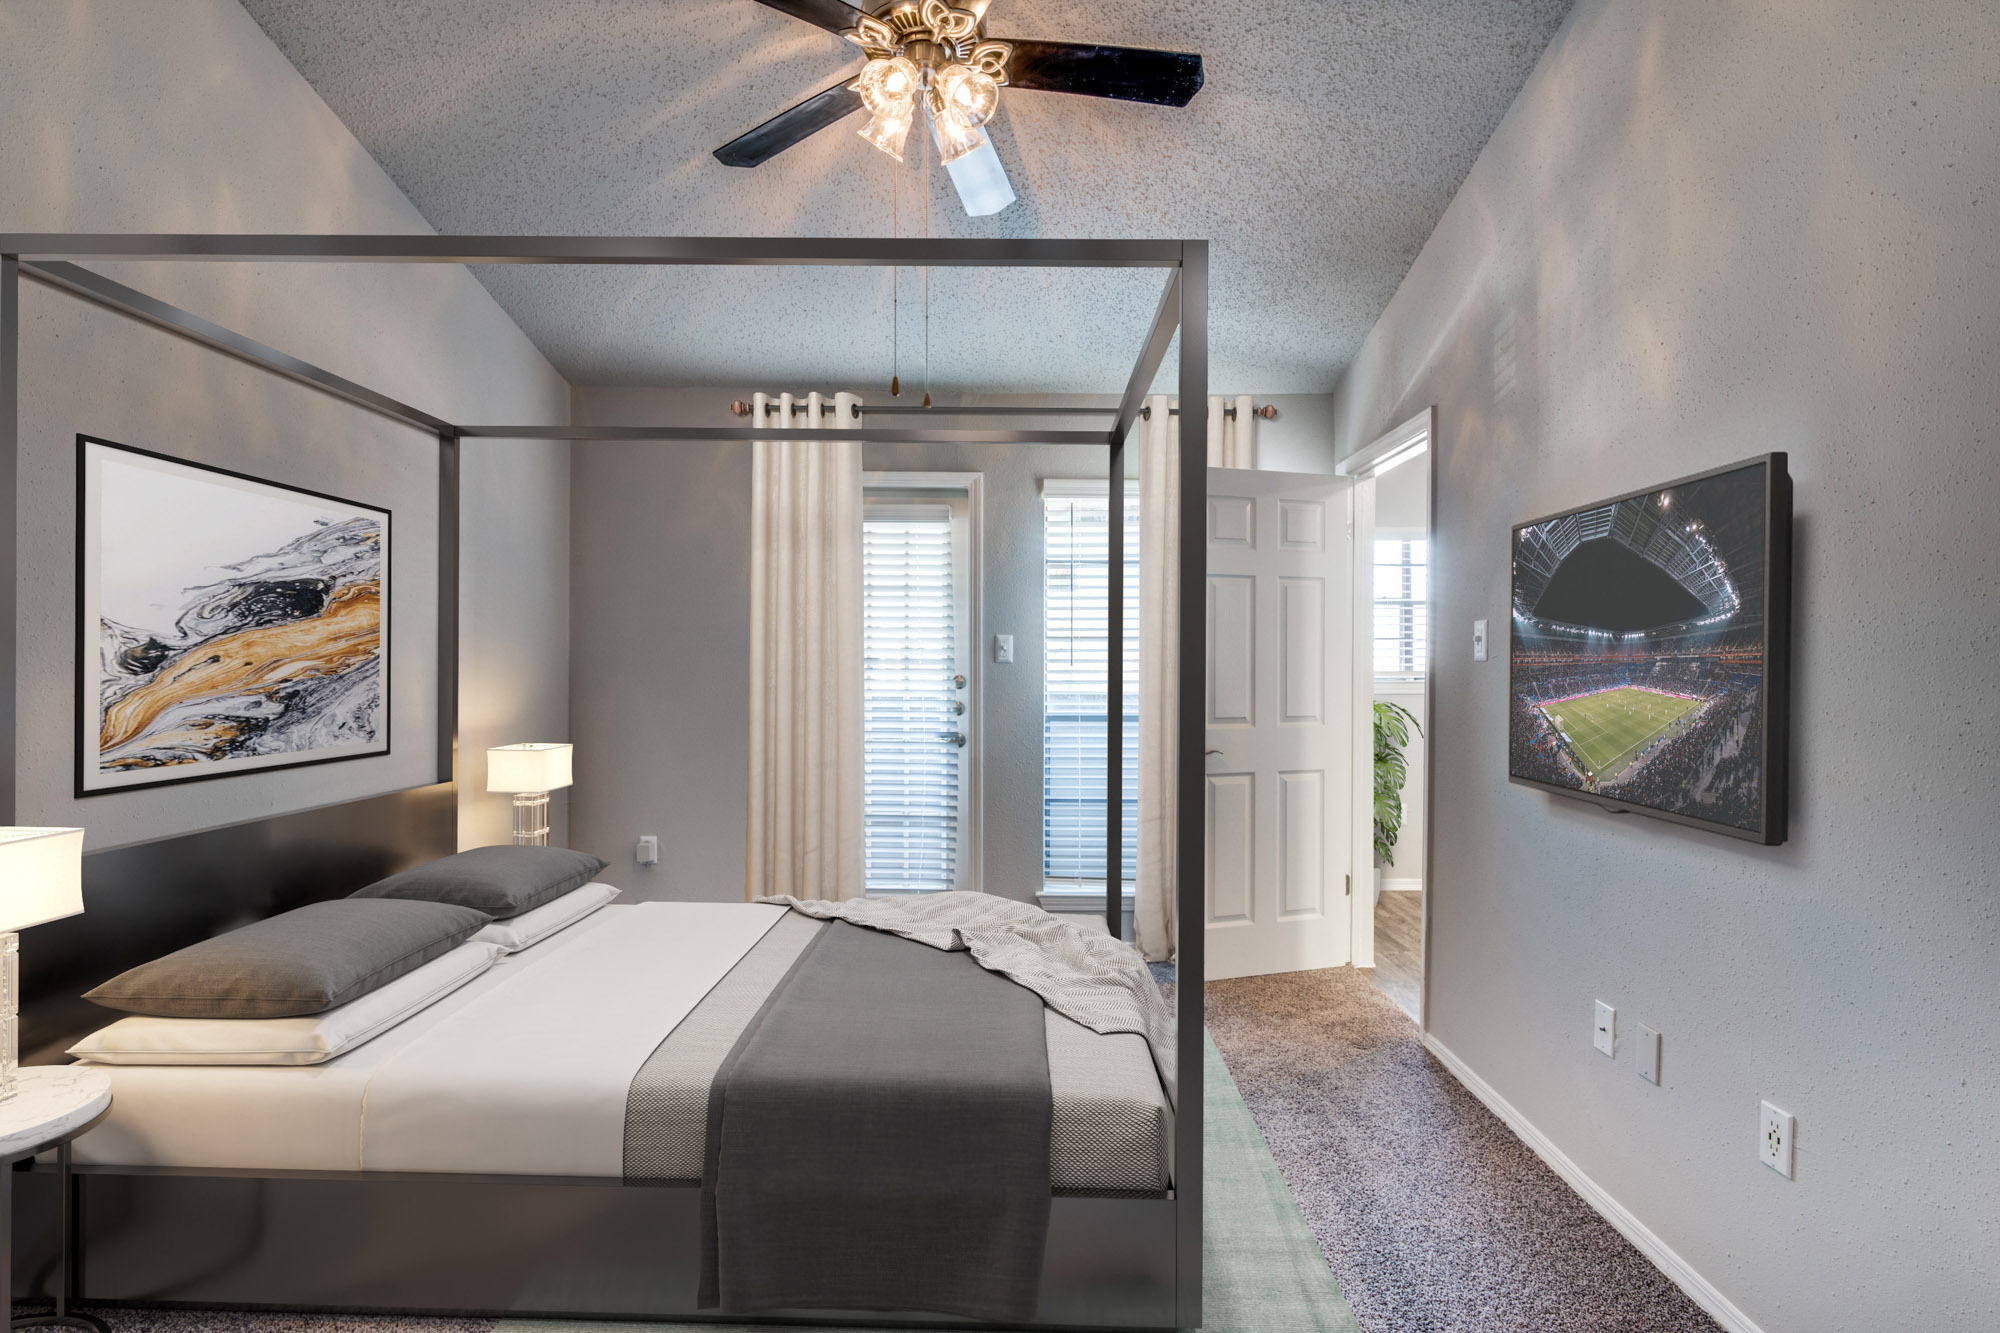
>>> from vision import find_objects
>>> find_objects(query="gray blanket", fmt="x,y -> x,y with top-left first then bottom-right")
763,890 -> 1178,1107
699,919 -> 1052,1322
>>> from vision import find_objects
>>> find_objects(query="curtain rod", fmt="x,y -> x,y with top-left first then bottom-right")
728,399 -> 1278,421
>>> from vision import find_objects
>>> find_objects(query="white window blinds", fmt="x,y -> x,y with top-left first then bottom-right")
863,505 -> 962,891
1374,538 -> 1429,679
1043,486 -> 1139,885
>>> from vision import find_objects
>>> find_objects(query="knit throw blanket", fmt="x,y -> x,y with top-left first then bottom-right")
760,890 -> 1177,1107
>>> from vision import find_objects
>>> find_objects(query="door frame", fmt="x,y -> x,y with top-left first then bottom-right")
1336,408 -> 1434,1014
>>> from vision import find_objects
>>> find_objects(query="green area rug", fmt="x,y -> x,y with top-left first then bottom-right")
499,1033 -> 1357,1332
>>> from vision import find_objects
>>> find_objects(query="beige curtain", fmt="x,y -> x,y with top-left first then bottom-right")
1136,394 -> 1257,960
1207,394 -> 1256,468
745,391 -> 866,902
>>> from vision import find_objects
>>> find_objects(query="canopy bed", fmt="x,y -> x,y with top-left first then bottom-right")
0,235 -> 1211,1328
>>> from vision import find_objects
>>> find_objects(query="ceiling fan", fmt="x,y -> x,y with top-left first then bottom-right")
714,0 -> 1204,216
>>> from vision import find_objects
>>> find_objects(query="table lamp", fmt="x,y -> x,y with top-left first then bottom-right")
487,743 -> 573,846
0,827 -> 85,1101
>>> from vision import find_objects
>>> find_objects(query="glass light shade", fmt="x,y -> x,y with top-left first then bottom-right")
858,106 -> 915,161
855,55 -> 921,116
934,64 -> 999,128
486,743 -> 574,794
930,104 -> 987,165
0,828 -> 86,933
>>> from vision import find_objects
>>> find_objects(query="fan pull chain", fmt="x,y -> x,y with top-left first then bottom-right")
922,116 -> 932,409
890,145 -> 901,397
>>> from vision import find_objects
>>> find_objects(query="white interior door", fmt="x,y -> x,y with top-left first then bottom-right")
1203,468 -> 1354,980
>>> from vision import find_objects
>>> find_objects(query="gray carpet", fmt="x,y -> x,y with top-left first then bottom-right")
1201,967 -> 1723,1333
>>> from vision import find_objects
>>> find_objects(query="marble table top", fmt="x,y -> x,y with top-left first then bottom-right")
0,1065 -> 111,1159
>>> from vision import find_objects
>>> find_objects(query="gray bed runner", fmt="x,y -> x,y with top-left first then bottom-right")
625,913 -> 1170,1192
698,919 -> 1052,1322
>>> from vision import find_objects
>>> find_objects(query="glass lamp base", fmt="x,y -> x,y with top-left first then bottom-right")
511,792 -> 551,846
0,930 -> 17,1103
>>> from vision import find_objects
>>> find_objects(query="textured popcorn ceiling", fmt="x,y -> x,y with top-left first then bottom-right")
241,0 -> 1571,392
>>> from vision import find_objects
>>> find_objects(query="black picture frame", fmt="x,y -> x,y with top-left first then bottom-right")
74,434 -> 394,797
1507,452 -> 1791,845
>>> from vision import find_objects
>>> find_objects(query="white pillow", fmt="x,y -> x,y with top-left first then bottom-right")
472,882 -> 620,952
69,940 -> 503,1067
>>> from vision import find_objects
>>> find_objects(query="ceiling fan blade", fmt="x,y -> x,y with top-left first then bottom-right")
1001,40 -> 1204,107
748,0 -> 870,37
714,79 -> 866,167
943,136 -> 1016,216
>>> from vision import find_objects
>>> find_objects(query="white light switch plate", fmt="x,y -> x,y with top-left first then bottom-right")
1760,1101 -> 1795,1179
994,634 -> 1014,664
1473,619 -> 1488,662
1638,1025 -> 1661,1084
1593,1001 -> 1616,1057
636,835 -> 659,866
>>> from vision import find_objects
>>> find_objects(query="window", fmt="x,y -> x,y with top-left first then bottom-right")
1374,537 -> 1429,679
863,495 -> 971,892
1042,484 -> 1138,887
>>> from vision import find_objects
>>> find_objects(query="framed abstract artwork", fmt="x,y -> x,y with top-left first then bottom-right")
76,436 -> 392,795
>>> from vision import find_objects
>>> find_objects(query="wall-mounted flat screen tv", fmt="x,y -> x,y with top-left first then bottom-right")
1508,454 -> 1790,844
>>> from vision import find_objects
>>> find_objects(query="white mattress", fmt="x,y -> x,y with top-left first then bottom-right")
74,901 -> 785,1177
72,900 -> 1172,1191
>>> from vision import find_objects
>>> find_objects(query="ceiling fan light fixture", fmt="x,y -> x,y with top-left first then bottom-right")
930,105 -> 986,164
854,54 -> 922,161
855,54 -> 921,114
934,63 -> 999,128
858,106 -> 916,161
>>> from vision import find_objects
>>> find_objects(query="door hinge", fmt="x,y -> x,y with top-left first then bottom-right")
1344,873 -> 1352,897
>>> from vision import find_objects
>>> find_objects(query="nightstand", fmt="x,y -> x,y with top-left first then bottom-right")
1,1067 -> 111,1333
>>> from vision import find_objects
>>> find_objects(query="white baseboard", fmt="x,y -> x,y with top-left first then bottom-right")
1421,1033 -> 1766,1333
1380,877 -> 1423,896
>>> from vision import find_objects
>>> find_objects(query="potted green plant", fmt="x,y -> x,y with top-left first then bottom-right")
1372,700 -> 1423,903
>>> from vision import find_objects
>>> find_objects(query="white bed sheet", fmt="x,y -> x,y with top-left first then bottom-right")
73,900 -> 783,1177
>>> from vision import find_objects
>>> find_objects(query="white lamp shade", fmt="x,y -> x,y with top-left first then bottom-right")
0,828 -> 86,932
486,743 -> 573,794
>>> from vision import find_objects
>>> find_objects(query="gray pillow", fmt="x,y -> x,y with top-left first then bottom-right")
349,845 -> 608,920
84,899 -> 489,1019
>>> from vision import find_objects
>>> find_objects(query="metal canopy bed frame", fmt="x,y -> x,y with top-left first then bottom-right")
0,235 -> 1209,1329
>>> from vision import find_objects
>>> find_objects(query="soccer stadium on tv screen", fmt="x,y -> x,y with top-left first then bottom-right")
1509,455 -> 1788,841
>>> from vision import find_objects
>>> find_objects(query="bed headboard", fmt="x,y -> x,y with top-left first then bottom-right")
17,783 -> 457,1062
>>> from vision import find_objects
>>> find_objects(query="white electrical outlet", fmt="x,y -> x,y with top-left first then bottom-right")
1638,1025 -> 1662,1084
1473,619 -> 1488,662
994,633 -> 1014,664
636,835 -> 659,866
1593,1000 -> 1616,1057
1760,1101 -> 1796,1179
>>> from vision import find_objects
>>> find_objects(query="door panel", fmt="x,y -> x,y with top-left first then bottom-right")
1208,494 -> 1255,547
1207,575 -> 1256,726
1204,468 -> 1353,980
1279,498 -> 1327,550
1278,770 -> 1325,918
1205,773 -> 1255,924
1279,577 -> 1325,724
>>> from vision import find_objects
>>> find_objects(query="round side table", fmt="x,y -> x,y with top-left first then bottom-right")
1,1066 -> 112,1333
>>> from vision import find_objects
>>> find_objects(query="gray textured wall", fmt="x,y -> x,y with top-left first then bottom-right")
1331,2 -> 1999,1329
568,387 -> 1335,900
0,0 -> 572,851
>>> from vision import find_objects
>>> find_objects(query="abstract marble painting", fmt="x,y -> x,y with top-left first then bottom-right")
78,438 -> 391,793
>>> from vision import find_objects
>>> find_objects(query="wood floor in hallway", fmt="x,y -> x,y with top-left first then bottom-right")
1369,889 -> 1422,1020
